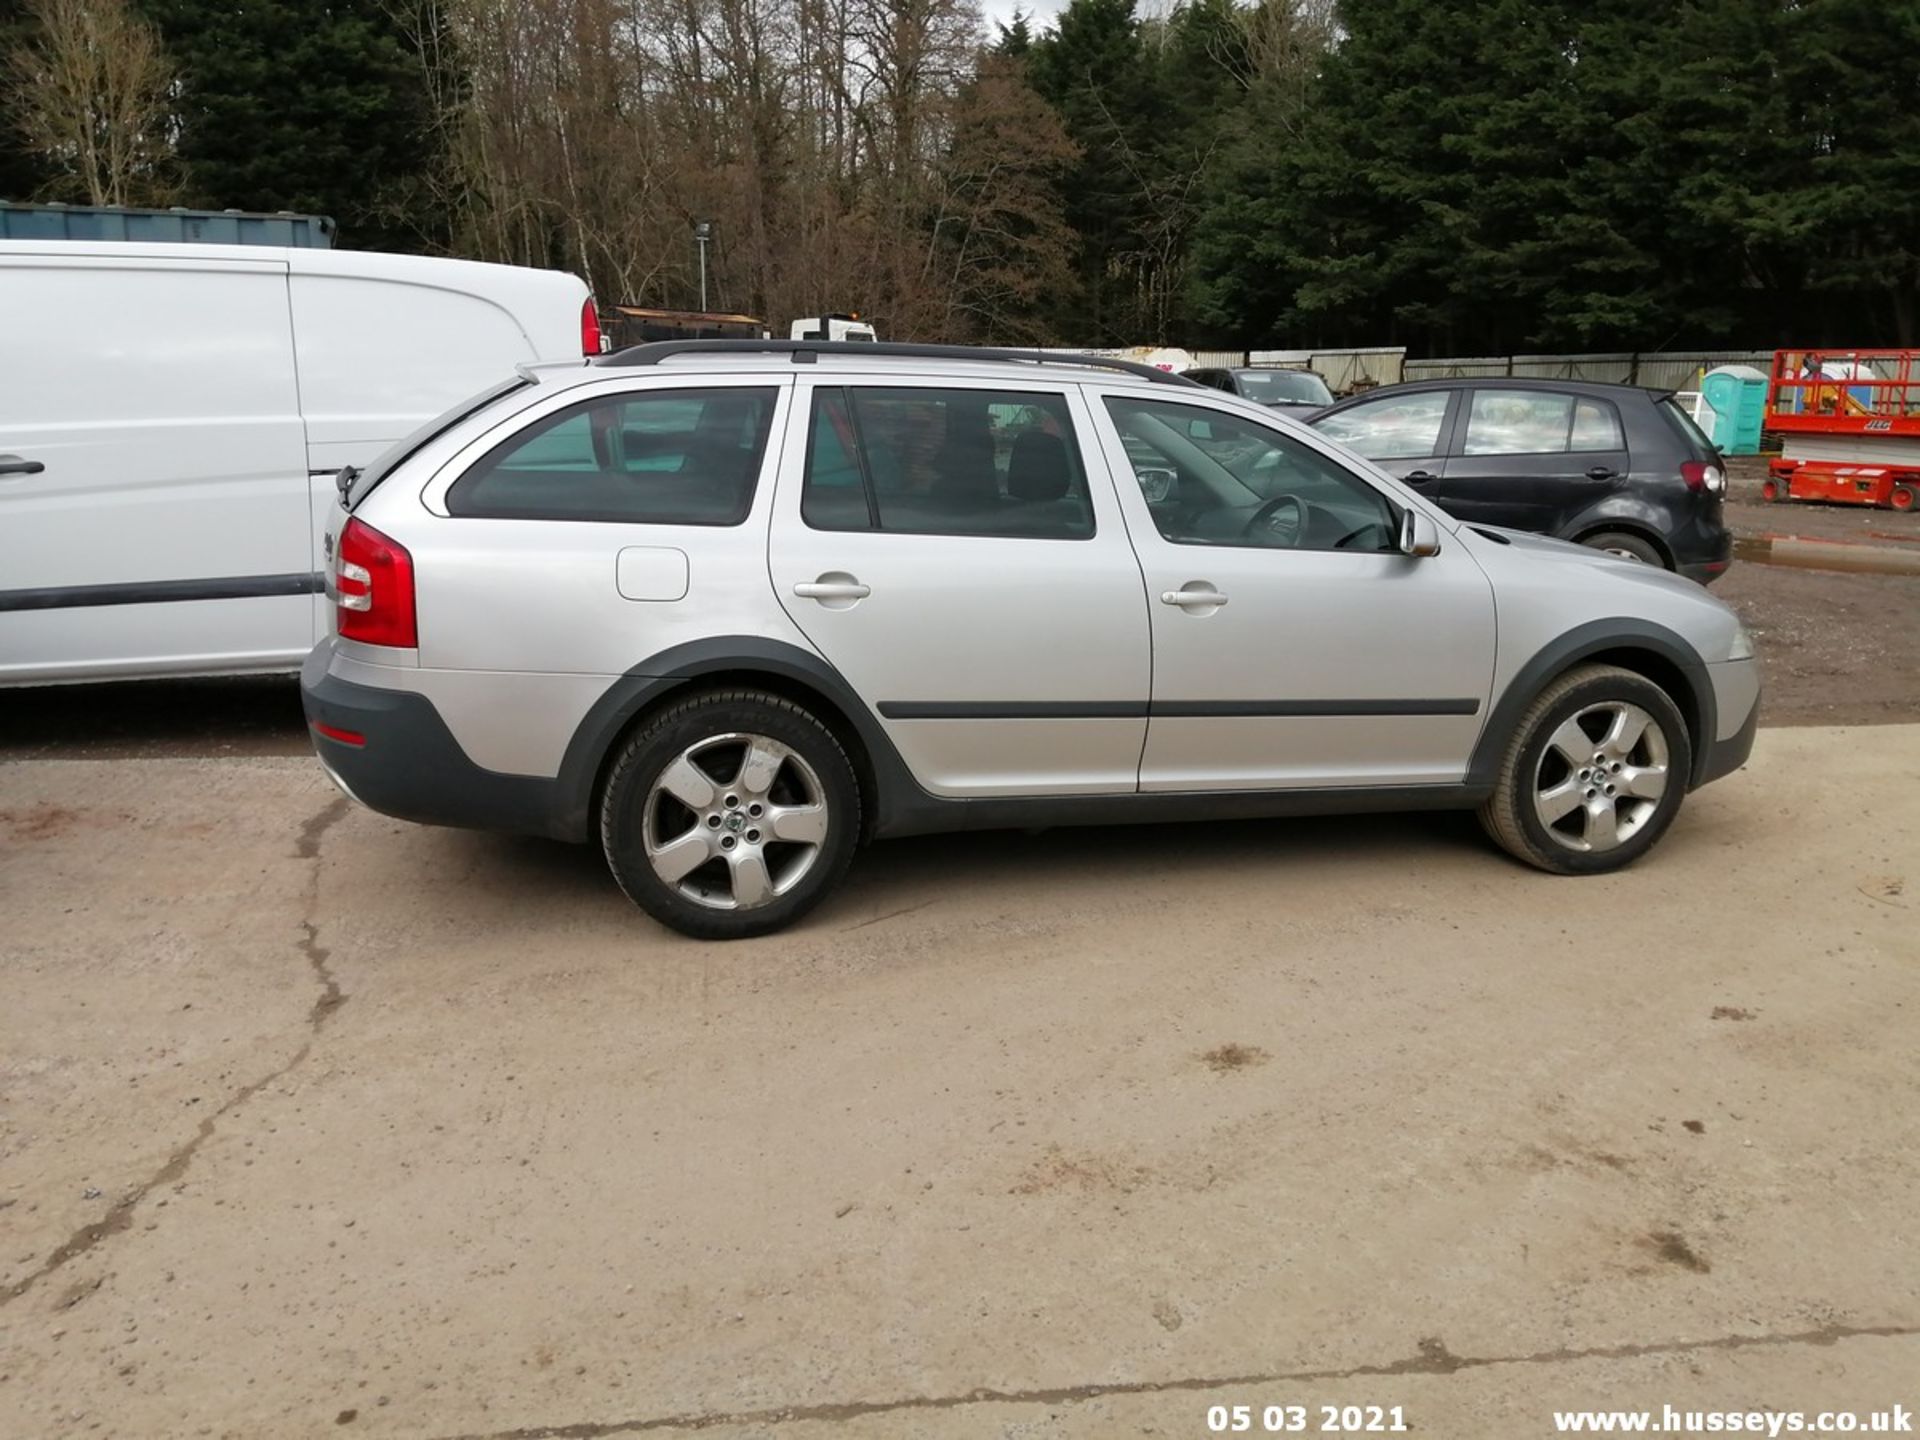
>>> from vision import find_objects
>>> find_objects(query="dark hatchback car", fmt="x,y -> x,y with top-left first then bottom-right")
1188,366 -> 1336,412
1309,378 -> 1732,583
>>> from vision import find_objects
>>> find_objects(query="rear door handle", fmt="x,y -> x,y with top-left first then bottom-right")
0,454 -> 45,476
1403,470 -> 1440,484
1586,466 -> 1620,481
1160,586 -> 1228,609
793,578 -> 871,601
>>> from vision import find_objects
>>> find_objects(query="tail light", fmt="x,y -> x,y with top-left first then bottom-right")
581,298 -> 605,356
1680,461 -> 1725,496
335,518 -> 416,648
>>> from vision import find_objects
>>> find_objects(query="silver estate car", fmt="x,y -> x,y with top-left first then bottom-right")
302,341 -> 1759,939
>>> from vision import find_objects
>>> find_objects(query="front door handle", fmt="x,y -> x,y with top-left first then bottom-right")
0,454 -> 45,476
793,576 -> 871,602
1160,584 -> 1228,610
1403,470 -> 1440,485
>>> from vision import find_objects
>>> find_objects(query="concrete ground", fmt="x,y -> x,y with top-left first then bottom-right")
1,725 -> 1916,1438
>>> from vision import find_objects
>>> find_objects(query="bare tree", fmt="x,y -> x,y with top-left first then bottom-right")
5,0 -> 177,206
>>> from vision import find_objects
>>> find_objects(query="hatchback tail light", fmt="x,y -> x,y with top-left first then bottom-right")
1680,460 -> 1725,496
581,298 -> 605,356
335,518 -> 417,648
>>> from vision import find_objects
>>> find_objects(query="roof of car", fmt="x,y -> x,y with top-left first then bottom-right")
1330,376 -> 1667,404
586,339 -> 1198,391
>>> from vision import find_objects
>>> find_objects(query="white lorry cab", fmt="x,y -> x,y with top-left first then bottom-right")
789,313 -> 876,343
0,240 -> 597,686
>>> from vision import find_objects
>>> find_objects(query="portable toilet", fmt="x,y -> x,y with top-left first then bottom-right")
1697,365 -> 1768,455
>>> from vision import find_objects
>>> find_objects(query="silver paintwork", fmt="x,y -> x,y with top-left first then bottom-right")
331,349 -> 1761,804
643,732 -> 827,910
1531,702 -> 1670,852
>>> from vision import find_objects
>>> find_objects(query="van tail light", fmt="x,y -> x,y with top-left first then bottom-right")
335,518 -> 416,648
1681,461 -> 1726,496
581,298 -> 605,356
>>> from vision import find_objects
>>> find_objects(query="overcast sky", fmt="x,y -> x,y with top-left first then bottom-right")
978,0 -> 1070,32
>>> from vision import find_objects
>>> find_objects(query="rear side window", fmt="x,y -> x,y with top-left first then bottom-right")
448,387 -> 777,525
801,386 -> 1093,539
1464,390 -> 1624,455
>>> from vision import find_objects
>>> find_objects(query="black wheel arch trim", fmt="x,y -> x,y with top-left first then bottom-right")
551,635 -> 929,843
1467,619 -> 1717,792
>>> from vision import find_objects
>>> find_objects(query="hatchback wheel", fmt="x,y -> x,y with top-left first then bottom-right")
1478,664 -> 1693,875
1580,530 -> 1666,567
600,689 -> 861,939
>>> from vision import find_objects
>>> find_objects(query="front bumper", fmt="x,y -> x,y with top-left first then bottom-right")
1693,657 -> 1760,788
300,642 -> 569,838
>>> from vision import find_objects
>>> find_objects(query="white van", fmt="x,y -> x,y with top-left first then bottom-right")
0,241 -> 596,685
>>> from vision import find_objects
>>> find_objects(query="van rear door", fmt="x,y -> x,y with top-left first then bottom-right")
0,249 -> 313,683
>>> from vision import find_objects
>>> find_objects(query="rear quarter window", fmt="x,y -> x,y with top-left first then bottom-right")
447,386 -> 778,525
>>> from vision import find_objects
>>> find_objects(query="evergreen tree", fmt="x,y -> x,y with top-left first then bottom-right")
137,0 -> 444,250
1028,0 -> 1158,341
0,0 -> 50,199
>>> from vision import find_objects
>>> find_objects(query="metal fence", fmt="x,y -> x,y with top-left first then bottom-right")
1402,350 -> 1772,391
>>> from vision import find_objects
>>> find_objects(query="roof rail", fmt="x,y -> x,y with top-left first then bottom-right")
596,338 -> 1200,387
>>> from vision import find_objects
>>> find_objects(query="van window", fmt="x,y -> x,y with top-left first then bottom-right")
801,386 -> 1092,539
448,387 -> 777,524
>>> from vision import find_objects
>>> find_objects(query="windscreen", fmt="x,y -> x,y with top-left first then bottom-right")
1235,370 -> 1334,406
346,376 -> 532,508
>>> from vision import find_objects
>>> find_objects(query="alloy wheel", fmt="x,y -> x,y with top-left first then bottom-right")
1531,702 -> 1670,853
643,732 -> 829,910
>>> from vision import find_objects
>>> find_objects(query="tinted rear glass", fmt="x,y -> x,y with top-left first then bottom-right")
346,376 -> 532,508
1659,396 -> 1719,461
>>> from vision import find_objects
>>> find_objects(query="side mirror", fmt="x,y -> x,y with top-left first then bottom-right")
1399,509 -> 1442,557
1135,466 -> 1176,504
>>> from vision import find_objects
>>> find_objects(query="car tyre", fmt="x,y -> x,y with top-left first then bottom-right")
1478,664 -> 1693,876
1580,530 -> 1666,567
600,689 -> 861,940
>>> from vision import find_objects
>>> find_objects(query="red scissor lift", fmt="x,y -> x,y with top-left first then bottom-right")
1764,348 -> 1920,512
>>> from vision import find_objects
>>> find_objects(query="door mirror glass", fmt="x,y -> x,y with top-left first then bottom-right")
1134,465 -> 1176,504
1399,509 -> 1443,557
1186,418 -> 1214,441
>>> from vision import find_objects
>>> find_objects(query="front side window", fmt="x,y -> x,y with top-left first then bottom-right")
1462,389 -> 1621,456
801,386 -> 1093,539
448,386 -> 777,524
1313,390 -> 1450,460
1106,395 -> 1400,553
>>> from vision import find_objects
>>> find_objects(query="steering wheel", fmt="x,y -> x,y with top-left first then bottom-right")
1243,494 -> 1307,547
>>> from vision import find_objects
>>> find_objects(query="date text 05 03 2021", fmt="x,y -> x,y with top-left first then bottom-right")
1208,1404 -> 1410,1434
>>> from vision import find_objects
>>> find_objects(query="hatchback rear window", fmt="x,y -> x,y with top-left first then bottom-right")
1659,396 -> 1720,461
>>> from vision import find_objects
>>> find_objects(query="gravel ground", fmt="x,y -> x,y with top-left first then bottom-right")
1,732 -> 1915,1438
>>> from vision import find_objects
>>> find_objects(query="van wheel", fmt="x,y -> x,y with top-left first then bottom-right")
600,689 -> 860,940
1478,664 -> 1693,876
1581,531 -> 1666,567
1891,484 -> 1917,513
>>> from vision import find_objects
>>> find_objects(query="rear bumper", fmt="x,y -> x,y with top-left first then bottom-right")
1677,526 -> 1734,585
300,642 -> 570,838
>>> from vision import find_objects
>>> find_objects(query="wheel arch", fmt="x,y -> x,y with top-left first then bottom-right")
1566,518 -> 1677,570
552,637 -> 920,844
1468,621 -> 1716,792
